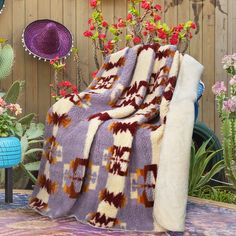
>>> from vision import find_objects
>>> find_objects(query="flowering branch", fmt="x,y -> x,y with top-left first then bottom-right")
84,0 -> 196,69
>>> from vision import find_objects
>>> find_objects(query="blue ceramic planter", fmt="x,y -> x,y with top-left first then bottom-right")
0,137 -> 21,168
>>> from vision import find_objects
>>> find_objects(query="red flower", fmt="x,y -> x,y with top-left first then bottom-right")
133,36 -> 141,44
154,14 -> 161,22
170,34 -> 179,45
72,86 -> 79,94
158,29 -> 167,39
146,22 -> 156,32
88,18 -> 93,25
104,41 -> 114,51
83,30 -> 93,37
90,25 -> 95,30
143,31 -> 148,36
154,4 -> 162,11
59,80 -> 72,88
141,1 -> 151,10
50,60 -> 55,65
175,24 -> 184,32
102,21 -> 108,27
59,89 -> 67,97
92,70 -> 99,78
191,22 -> 196,29
127,13 -> 133,21
117,18 -> 126,28
98,34 -> 106,40
112,24 -> 118,29
189,32 -> 193,39
90,0 -> 97,8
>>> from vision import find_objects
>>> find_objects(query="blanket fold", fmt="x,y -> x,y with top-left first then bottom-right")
30,44 -> 204,232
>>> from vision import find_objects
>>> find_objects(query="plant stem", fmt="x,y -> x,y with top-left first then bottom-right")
93,40 -> 100,70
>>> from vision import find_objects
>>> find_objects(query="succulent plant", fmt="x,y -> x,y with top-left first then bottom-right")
0,42 -> 14,80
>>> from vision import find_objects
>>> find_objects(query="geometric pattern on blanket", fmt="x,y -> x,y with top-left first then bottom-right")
29,44 -> 182,232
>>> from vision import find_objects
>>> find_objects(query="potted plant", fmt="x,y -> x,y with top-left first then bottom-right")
0,97 -> 22,168
212,53 -> 236,191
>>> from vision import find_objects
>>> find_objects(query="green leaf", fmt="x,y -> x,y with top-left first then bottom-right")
24,161 -> 40,171
4,80 -> 24,103
196,160 -> 225,189
15,122 -> 24,137
28,139 -> 44,145
25,148 -> 43,156
18,113 -> 35,126
25,123 -> 44,140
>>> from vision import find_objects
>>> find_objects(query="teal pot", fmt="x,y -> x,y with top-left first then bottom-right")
0,137 -> 21,168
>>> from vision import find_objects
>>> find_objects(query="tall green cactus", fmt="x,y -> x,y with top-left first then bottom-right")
0,43 -> 14,80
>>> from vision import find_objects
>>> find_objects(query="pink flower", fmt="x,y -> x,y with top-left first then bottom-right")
141,1 -> 151,10
154,4 -> 162,11
0,97 -> 6,107
212,81 -> 227,95
102,21 -> 108,27
126,13 -> 133,21
230,75 -> 236,86
83,30 -> 93,37
59,89 -> 67,97
7,103 -> 22,116
98,34 -> 106,40
90,25 -> 95,30
59,80 -> 72,88
223,97 -> 236,112
90,0 -> 97,8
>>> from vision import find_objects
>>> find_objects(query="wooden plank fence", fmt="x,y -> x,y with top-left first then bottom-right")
0,0 -> 236,135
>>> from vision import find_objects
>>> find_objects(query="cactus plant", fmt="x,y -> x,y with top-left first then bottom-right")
0,42 -> 14,80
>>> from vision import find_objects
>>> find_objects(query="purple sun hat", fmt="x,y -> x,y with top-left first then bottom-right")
22,19 -> 73,61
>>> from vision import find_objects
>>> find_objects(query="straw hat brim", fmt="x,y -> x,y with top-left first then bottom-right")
22,19 -> 73,61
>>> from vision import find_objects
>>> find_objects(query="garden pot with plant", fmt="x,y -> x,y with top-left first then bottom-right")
0,40 -> 22,171
212,53 -> 236,192
0,39 -> 44,190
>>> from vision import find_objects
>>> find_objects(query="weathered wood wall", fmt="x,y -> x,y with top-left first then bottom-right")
0,0 -> 235,134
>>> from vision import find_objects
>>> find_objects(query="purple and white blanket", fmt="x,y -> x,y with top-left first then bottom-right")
30,44 -> 204,232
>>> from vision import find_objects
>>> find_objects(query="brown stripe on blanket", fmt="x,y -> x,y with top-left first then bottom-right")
99,189 -> 127,208
102,57 -> 126,71
38,174 -> 58,194
47,112 -> 71,128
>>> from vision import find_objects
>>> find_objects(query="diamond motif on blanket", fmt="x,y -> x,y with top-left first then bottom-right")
63,158 -> 89,198
130,164 -> 157,207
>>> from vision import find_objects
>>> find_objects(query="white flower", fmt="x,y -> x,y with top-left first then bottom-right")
14,104 -> 22,116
